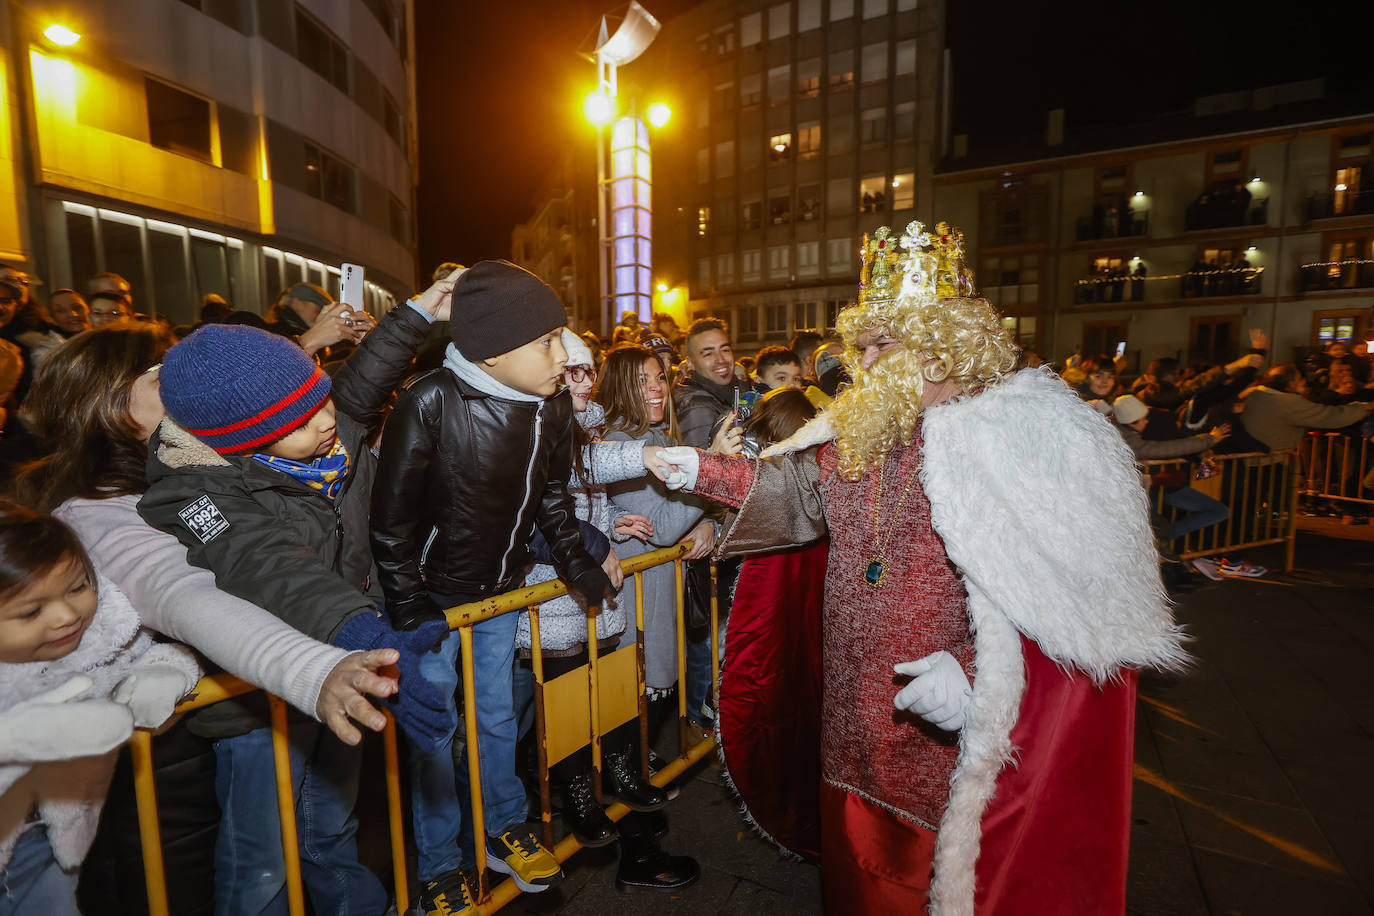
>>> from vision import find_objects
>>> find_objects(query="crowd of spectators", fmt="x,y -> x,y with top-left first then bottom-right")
0,254 -> 1370,914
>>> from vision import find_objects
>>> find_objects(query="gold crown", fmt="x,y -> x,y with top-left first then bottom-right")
857,220 -> 976,306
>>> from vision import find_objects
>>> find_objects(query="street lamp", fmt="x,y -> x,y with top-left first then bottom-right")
43,24 -> 81,46
580,2 -> 661,336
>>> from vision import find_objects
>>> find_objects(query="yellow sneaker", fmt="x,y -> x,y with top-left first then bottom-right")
413,868 -> 474,916
485,826 -> 562,893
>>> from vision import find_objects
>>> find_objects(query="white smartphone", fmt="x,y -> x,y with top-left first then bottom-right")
1115,340 -> 1127,358
341,263 -> 364,310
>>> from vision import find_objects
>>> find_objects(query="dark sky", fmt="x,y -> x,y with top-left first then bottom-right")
415,1 -> 1374,270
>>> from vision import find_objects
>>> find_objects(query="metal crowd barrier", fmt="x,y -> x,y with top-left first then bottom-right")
129,543 -> 720,916
1140,449 -> 1300,571
1299,432 -> 1374,508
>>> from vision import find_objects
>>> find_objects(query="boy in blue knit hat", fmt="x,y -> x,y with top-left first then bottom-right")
137,275 -> 459,916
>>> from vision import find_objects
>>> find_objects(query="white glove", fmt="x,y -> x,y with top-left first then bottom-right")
893,650 -> 972,732
0,678 -> 135,762
656,447 -> 699,491
113,663 -> 196,728
759,413 -> 834,459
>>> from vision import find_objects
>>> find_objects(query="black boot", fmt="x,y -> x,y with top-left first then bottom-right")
560,771 -> 618,848
615,835 -> 700,892
604,750 -> 667,812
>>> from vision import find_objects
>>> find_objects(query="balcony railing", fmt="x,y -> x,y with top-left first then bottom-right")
1299,259 -> 1374,292
1072,266 -> 1263,305
1184,196 -> 1268,231
1305,189 -> 1374,221
1076,207 -> 1148,241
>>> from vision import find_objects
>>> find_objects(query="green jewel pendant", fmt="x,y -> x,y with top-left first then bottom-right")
865,559 -> 885,587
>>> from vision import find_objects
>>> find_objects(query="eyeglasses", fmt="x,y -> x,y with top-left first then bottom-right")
566,366 -> 597,384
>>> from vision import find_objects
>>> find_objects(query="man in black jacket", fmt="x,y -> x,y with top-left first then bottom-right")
370,260 -> 613,914
673,317 -> 748,448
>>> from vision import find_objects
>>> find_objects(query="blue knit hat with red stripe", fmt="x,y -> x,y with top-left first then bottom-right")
159,324 -> 332,455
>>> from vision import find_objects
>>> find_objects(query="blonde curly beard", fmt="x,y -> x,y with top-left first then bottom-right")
829,294 -> 1019,481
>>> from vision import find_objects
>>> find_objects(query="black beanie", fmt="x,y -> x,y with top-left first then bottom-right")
450,260 -> 566,360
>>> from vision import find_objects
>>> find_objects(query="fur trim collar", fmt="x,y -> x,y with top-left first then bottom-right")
153,418 -> 232,470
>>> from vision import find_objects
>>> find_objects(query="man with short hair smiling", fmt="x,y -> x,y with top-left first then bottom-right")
674,317 -> 747,449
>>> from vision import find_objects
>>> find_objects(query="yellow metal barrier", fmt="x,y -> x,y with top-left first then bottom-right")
1141,449 -> 1300,571
130,543 -> 719,916
1300,432 -> 1374,507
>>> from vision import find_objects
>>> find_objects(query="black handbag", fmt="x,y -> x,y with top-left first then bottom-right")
682,559 -> 714,631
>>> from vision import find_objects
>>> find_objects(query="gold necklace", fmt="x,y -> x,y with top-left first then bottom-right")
865,455 -> 920,587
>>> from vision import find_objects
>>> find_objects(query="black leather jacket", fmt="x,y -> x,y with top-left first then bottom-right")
370,372 -> 611,628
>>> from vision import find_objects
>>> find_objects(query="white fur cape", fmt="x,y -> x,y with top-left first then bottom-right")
764,367 -> 1188,916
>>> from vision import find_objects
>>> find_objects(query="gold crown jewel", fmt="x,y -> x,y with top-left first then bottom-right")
896,219 -> 976,300
857,226 -> 910,308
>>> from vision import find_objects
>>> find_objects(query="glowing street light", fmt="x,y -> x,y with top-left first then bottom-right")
646,102 -> 672,128
584,90 -> 614,126
43,24 -> 81,46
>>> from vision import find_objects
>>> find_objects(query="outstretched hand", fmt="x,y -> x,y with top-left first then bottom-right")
316,649 -> 399,745
411,267 -> 466,321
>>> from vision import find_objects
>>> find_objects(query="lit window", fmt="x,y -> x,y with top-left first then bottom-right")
697,206 -> 711,237
859,175 -> 887,214
892,172 -> 915,210
797,121 -> 822,156
769,132 -> 793,161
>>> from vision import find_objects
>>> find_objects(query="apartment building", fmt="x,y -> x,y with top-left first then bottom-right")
0,0 -> 417,323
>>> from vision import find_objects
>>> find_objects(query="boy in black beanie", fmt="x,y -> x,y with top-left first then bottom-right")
370,260 -> 614,913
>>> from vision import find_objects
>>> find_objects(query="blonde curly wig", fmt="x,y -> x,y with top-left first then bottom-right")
828,292 -> 1019,480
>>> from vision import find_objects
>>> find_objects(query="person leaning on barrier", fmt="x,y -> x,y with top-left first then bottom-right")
14,323 -> 409,914
1239,365 -> 1372,451
370,261 -> 632,915
515,331 -> 700,892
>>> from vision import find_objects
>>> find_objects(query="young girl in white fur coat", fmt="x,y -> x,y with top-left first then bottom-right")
0,504 -> 199,915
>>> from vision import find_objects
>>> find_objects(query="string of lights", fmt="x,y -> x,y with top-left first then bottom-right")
1073,266 -> 1265,285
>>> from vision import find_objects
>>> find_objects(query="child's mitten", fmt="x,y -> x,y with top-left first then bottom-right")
334,613 -> 451,747
114,663 -> 198,728
0,678 -> 135,762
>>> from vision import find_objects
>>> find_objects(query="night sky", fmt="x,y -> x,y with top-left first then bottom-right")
414,0 -> 1373,271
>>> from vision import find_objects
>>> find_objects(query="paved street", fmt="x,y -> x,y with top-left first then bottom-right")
497,527 -> 1374,915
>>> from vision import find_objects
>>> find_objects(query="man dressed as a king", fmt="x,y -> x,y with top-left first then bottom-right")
660,221 -> 1187,915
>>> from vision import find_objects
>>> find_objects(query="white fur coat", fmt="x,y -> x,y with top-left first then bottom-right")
768,367 -> 1188,916
0,576 -> 200,871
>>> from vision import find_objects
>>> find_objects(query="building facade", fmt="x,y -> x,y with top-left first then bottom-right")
0,0 -> 417,324
514,0 -> 934,346
511,140 -> 600,332
932,97 -> 1374,369
655,0 -> 933,346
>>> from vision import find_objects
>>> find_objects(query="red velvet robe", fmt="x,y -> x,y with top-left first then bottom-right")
707,440 -> 1138,914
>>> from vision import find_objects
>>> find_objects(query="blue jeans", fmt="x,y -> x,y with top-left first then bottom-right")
212,723 -> 384,916
0,826 -> 79,916
407,602 -> 527,883
1164,486 -> 1230,540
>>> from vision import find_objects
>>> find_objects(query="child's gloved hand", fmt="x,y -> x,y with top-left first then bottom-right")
333,613 -> 451,748
113,663 -> 197,728
0,677 -> 135,763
